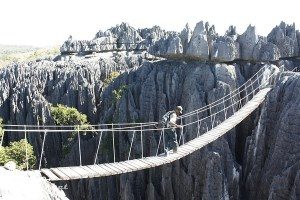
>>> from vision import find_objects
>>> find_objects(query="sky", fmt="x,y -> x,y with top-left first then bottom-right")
0,0 -> 299,47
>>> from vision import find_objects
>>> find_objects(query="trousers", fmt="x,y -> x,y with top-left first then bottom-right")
165,128 -> 178,150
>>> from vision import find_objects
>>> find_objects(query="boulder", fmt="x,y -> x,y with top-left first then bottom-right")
4,161 -> 17,171
205,22 -> 218,57
148,33 -> 183,57
211,36 -> 240,61
180,23 -> 193,53
60,40 -> 82,54
186,21 -> 210,59
237,25 -> 258,60
88,37 -> 117,52
0,167 -> 68,199
108,22 -> 143,50
267,22 -> 299,57
138,25 -> 167,44
253,37 -> 281,61
226,25 -> 238,40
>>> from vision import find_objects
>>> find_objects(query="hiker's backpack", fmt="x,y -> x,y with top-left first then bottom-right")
161,111 -> 175,127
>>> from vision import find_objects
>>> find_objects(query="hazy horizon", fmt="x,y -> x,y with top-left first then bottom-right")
1,0 -> 299,47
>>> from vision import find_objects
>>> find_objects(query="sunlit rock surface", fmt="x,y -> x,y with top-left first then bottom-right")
60,21 -> 300,62
0,167 -> 68,200
243,72 -> 300,200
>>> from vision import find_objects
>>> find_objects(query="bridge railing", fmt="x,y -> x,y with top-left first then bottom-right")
0,65 -> 278,170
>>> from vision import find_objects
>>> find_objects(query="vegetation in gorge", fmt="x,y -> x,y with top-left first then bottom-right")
0,118 -> 36,169
50,104 -> 91,156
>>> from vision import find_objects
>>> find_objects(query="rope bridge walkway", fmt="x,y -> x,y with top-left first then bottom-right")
0,65 -> 279,181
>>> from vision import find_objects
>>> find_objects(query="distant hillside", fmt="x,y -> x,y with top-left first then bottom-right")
0,45 -> 60,68
0,44 -> 39,54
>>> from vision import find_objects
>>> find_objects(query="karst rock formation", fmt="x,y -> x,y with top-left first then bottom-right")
0,21 -> 299,200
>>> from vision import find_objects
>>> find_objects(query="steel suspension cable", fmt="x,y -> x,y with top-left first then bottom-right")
1,66 -> 271,130
94,129 -> 103,165
77,125 -> 82,166
38,130 -> 47,170
2,68 -> 276,134
25,125 -> 29,171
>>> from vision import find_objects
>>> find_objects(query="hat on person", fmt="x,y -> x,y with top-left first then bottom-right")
175,106 -> 183,114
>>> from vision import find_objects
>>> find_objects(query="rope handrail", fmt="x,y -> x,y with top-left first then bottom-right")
178,65 -> 271,119
182,75 -> 274,128
2,65 -> 273,130
2,68 -> 276,133
0,66 -> 277,174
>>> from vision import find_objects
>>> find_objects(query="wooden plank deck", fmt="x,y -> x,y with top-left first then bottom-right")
39,88 -> 271,181
40,169 -> 60,181
50,168 -> 70,180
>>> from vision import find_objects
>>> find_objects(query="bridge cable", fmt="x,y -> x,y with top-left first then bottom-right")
140,125 -> 143,159
156,130 -> 163,156
94,129 -> 103,165
25,125 -> 29,171
77,125 -> 82,166
128,130 -> 135,160
39,130 -> 47,170
112,124 -> 115,163
1,65 -> 271,130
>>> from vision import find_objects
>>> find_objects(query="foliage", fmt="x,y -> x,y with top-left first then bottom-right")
0,139 -> 36,170
0,46 -> 60,68
0,118 -> 3,143
50,104 -> 91,157
112,85 -> 128,104
0,147 -> 9,165
51,104 -> 88,126
103,71 -> 120,88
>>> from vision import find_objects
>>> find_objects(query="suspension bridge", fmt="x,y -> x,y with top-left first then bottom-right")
0,65 -> 280,181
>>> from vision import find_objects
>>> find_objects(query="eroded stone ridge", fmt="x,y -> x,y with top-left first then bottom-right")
61,21 -> 300,62
0,55 -> 299,199
60,22 -> 171,54
243,72 -> 300,200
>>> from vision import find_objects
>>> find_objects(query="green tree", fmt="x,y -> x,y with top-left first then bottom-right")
112,84 -> 128,103
0,147 -> 9,166
0,139 -> 36,170
103,71 -> 120,88
50,104 -> 91,156
51,104 -> 88,125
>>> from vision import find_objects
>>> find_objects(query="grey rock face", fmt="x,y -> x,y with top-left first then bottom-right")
138,25 -> 167,42
60,21 -> 300,62
89,60 -> 274,200
267,22 -> 299,57
140,21 -> 300,61
148,33 -> 183,57
237,25 -> 258,60
105,22 -> 143,50
243,72 -> 300,200
252,38 -> 281,61
0,54 -> 145,167
179,23 -> 193,53
61,23 -> 171,55
226,26 -> 238,40
211,36 -> 240,61
0,167 -> 68,199
186,21 -> 210,59
205,23 -> 218,58
2,29 -> 300,200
